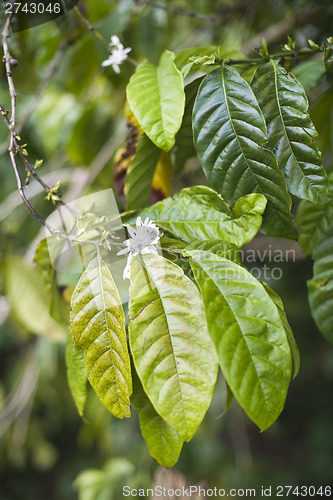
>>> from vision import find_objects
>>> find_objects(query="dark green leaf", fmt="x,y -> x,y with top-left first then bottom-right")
307,229 -> 333,344
251,61 -> 328,203
297,172 -> 333,255
193,64 -> 296,239
66,331 -> 87,417
124,134 -> 161,210
172,77 -> 202,173
188,250 -> 292,431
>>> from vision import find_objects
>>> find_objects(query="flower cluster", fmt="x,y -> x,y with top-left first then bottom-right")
117,217 -> 161,279
101,35 -> 131,73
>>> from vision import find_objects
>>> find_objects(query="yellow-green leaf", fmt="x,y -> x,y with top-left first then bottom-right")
126,50 -> 185,151
70,256 -> 132,419
129,254 -> 218,441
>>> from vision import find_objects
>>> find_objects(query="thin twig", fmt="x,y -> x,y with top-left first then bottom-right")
1,18 -> 69,210
73,4 -> 138,67
74,4 -> 110,48
0,104 -> 58,206
1,16 -> 121,254
241,6 -> 320,56
0,41 -> 67,159
1,16 -> 50,227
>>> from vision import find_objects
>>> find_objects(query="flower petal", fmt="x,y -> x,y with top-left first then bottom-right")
127,225 -> 137,238
117,247 -> 130,256
101,59 -> 112,67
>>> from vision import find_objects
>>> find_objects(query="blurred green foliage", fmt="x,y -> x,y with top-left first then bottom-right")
1,0 -> 333,498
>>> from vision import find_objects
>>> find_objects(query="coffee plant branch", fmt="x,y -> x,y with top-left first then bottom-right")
0,16 -> 117,250
0,39 -> 67,159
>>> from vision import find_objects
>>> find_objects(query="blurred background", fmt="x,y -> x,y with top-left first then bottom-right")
0,0 -> 333,498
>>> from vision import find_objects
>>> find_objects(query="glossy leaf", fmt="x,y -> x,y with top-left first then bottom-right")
188,250 -> 292,431
129,186 -> 267,247
251,61 -> 328,203
307,229 -> 333,344
263,283 -> 300,378
129,254 -> 218,441
172,77 -> 202,173
66,331 -> 87,417
124,134 -> 161,210
5,256 -> 66,342
297,172 -> 333,255
131,367 -> 183,467
126,50 -> 185,151
192,65 -> 296,239
70,256 -> 132,419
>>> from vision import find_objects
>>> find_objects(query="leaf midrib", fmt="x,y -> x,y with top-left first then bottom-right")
221,65 -> 266,198
96,254 -> 126,403
140,258 -> 188,434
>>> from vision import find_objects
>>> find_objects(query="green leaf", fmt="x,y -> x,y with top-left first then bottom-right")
185,239 -> 240,263
70,256 -> 132,419
262,283 -> 300,378
66,331 -> 87,417
291,59 -> 325,93
174,46 -> 219,70
297,172 -> 333,255
172,77 -> 202,173
34,238 -> 53,293
192,64 -> 296,239
174,46 -> 246,74
129,254 -> 218,441
307,229 -> 333,344
160,236 -> 188,253
124,134 -> 161,210
5,256 -> 66,342
188,250 -> 292,431
129,186 -> 267,247
126,50 -> 185,151
34,238 -> 69,324
251,61 -> 328,203
131,367 -> 183,467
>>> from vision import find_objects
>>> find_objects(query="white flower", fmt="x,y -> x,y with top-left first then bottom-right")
101,35 -> 132,73
117,217 -> 161,279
